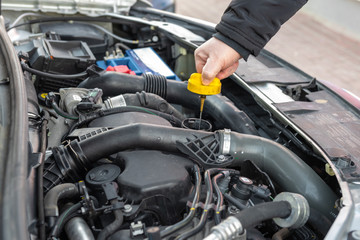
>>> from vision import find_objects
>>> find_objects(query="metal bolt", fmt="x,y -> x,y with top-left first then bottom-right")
228,205 -> 239,214
124,204 -> 132,213
217,155 -> 226,162
152,35 -> 159,42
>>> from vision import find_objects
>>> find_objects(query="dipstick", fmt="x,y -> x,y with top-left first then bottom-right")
187,73 -> 221,130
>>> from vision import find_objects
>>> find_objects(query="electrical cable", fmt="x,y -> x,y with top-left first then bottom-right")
21,62 -> 88,80
8,12 -> 42,29
160,165 -> 202,238
115,42 -> 131,51
51,102 -> 79,120
212,172 -> 225,225
87,23 -> 139,44
175,169 -> 216,240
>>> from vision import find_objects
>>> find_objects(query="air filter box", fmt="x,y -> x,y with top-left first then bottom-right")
39,22 -> 109,59
17,38 -> 96,92
29,39 -> 95,74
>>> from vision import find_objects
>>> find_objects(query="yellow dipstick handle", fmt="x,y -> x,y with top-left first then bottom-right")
187,73 -> 221,96
187,73 -> 221,129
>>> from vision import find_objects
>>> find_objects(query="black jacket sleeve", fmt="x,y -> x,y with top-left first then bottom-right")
214,0 -> 307,59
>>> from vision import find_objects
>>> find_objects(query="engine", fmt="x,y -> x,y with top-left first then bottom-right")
10,16 -> 339,240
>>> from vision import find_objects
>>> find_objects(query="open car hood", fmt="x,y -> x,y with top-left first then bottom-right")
1,0 -> 138,15
1,5 -> 360,240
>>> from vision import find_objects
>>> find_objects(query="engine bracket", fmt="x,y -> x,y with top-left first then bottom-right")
176,133 -> 234,168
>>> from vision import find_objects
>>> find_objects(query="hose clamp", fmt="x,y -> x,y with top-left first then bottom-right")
104,95 -> 126,109
222,129 -> 231,155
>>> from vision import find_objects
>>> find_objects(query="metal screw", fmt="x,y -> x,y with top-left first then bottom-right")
124,204 -> 132,213
217,155 -> 226,162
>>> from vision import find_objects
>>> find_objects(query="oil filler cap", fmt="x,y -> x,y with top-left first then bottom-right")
187,73 -> 221,95
85,164 -> 121,189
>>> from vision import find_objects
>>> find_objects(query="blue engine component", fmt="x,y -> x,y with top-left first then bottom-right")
97,47 -> 180,80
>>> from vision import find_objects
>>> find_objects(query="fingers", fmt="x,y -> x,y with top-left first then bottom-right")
202,57 -> 223,85
195,49 -> 207,74
216,61 -> 239,80
194,37 -> 242,85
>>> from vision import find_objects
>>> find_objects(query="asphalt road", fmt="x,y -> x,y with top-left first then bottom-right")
176,0 -> 360,97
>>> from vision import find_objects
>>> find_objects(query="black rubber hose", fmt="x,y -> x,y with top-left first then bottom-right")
74,124 -> 210,164
44,183 -> 80,228
50,202 -> 82,238
106,91 -> 185,120
21,62 -> 88,79
175,169 -> 215,240
78,72 -> 258,135
38,111 -> 49,240
227,132 -> 338,221
97,199 -> 124,240
160,165 -> 202,238
223,193 -> 246,210
235,201 -> 291,229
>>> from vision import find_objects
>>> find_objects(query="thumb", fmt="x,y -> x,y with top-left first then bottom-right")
201,58 -> 222,85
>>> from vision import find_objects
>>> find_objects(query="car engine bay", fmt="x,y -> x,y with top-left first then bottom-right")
1,8 -> 348,240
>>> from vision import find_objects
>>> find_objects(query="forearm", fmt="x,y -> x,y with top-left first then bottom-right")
216,0 -> 308,56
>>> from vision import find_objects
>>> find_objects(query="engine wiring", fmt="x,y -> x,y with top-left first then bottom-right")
160,165 -> 202,238
20,62 -> 89,80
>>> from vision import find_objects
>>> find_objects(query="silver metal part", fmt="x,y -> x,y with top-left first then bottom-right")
123,204 -> 132,213
103,94 -> 127,109
273,192 -> 310,229
203,216 -> 244,240
65,217 -> 95,240
59,88 -> 90,115
222,129 -> 231,155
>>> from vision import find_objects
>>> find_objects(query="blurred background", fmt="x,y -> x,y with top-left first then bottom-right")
174,0 -> 360,97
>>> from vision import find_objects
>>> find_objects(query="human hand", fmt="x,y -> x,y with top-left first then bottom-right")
195,37 -> 242,85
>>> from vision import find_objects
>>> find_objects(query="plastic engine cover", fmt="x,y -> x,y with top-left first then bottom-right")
115,150 -> 193,204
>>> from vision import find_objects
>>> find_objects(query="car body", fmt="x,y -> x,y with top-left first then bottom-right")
0,0 -> 360,239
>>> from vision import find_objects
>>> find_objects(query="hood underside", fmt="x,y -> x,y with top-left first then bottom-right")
1,0 -> 138,15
